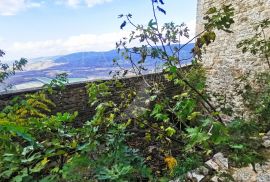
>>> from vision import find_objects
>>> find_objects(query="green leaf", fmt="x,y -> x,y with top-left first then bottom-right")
165,127 -> 176,137
169,66 -> 177,74
186,127 -> 210,149
148,19 -> 157,29
0,123 -> 36,145
206,7 -> 217,14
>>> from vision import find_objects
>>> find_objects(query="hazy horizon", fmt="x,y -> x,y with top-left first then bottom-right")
0,0 -> 197,60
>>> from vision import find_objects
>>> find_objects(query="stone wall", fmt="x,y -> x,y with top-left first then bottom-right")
0,72 -> 180,124
196,0 -> 270,118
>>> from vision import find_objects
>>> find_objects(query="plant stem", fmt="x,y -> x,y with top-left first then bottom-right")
150,0 -> 223,124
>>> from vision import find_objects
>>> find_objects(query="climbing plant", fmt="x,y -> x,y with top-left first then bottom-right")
237,18 -> 270,68
237,18 -> 270,129
0,1 -> 268,181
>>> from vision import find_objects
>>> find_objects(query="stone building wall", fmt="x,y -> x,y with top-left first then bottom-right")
0,72 -> 180,124
196,0 -> 270,118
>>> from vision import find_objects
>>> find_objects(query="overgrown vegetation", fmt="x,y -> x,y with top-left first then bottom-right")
0,50 -> 27,84
0,0 -> 270,181
237,18 -> 270,130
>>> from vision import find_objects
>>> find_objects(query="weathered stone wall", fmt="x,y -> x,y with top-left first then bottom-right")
0,72 -> 181,124
196,0 -> 270,118
196,3 -> 270,181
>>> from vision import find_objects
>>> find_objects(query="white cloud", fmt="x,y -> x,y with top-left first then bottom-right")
0,0 -> 42,16
3,20 -> 196,60
66,0 -> 80,7
186,19 -> 196,42
84,0 -> 112,7
6,31 -> 129,59
26,2 -> 42,8
59,0 -> 112,8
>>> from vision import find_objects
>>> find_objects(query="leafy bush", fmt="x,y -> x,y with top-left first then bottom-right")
0,77 -> 151,181
1,1 -> 269,181
238,18 -> 270,130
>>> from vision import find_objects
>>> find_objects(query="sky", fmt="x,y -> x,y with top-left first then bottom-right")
0,0 -> 197,61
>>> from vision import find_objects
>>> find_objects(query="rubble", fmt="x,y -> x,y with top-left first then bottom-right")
262,131 -> 270,148
205,152 -> 228,171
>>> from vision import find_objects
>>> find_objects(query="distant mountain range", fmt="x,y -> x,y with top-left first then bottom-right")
3,43 -> 194,91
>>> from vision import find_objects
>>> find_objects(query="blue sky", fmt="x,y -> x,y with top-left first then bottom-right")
0,0 -> 197,60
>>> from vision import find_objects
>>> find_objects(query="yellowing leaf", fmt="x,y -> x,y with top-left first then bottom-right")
41,157 -> 49,166
165,127 -> 176,137
71,140 -> 77,149
146,156 -> 152,161
180,93 -> 189,97
0,119 -> 8,125
145,133 -> 151,142
164,156 -> 177,173
187,112 -> 201,121
31,157 -> 49,173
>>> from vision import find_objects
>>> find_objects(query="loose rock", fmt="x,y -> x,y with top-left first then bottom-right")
262,131 -> 270,148
186,166 -> 209,182
257,173 -> 270,182
187,171 -> 205,182
205,153 -> 228,171
232,165 -> 257,182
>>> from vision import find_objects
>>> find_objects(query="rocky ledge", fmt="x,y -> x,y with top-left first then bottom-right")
171,131 -> 270,182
